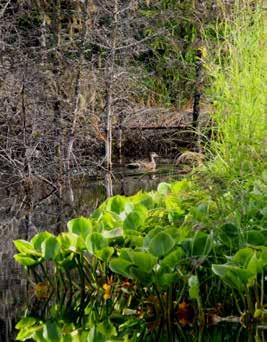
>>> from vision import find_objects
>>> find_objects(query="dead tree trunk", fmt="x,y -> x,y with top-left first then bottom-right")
105,0 -> 118,172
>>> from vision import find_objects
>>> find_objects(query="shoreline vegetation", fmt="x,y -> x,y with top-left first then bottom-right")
13,1 -> 267,341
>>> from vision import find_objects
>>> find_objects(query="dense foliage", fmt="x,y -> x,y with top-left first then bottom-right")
13,170 -> 267,340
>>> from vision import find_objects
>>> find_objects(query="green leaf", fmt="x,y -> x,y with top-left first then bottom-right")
245,230 -> 267,246
56,252 -> 76,270
16,317 -> 38,329
31,232 -> 54,252
128,251 -> 157,272
102,228 -> 123,239
57,232 -> 85,252
41,236 -> 60,260
94,247 -> 114,262
188,275 -> 200,300
109,258 -> 133,278
247,252 -> 263,276
16,324 -> 43,341
13,240 -> 41,256
212,264 -> 254,293
97,319 -> 117,337
160,247 -> 184,271
107,195 -> 127,214
149,232 -> 175,257
123,206 -> 147,231
43,321 -> 60,341
67,217 -> 92,240
14,254 -> 41,266
157,182 -> 171,195
191,231 -> 213,257
218,223 -> 240,249
98,212 -> 121,229
143,227 -> 162,249
232,247 -> 254,267
155,272 -> 178,288
86,233 -> 108,254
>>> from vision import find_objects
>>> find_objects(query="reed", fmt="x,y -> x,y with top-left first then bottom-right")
204,1 -> 266,182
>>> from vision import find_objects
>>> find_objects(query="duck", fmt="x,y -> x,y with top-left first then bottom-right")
127,152 -> 159,171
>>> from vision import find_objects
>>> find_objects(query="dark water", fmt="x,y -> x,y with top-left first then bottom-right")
1,167 -> 266,341
0,166 -> 179,341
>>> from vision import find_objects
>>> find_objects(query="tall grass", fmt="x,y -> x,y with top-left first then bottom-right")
204,1 -> 266,183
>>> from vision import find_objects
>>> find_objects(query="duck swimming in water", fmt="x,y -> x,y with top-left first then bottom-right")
127,152 -> 159,171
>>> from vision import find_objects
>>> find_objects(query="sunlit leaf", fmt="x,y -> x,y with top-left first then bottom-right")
41,236 -> 60,260
13,240 -> 41,256
14,254 -> 41,266
31,232 -> 54,252
86,233 -> 108,254
67,217 -> 92,240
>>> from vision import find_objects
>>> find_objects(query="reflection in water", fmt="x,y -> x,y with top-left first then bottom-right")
0,169 -> 176,341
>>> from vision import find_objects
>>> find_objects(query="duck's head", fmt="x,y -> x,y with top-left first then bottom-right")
150,152 -> 159,158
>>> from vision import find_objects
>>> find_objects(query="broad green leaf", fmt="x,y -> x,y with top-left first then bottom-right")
86,233 -> 108,254
212,264 -> 254,293
13,240 -> 41,256
14,254 -> 41,266
160,247 -> 184,271
123,205 -> 147,231
155,272 -> 178,288
95,247 -> 114,262
98,212 -> 121,229
57,232 -> 85,252
191,231 -> 213,257
41,236 -> 60,260
16,324 -> 43,341
107,195 -> 127,214
128,251 -> 157,272
129,267 -> 152,284
118,248 -> 132,261
143,227 -> 162,249
245,230 -> 267,246
16,317 -> 38,329
31,232 -> 53,252
232,247 -> 254,267
247,252 -> 263,276
43,321 -> 60,341
133,193 -> 154,209
109,258 -> 133,278
149,232 -> 175,257
67,217 -> 92,240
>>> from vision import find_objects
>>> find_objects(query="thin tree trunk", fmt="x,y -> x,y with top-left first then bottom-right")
105,0 -> 118,172
66,69 -> 81,173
